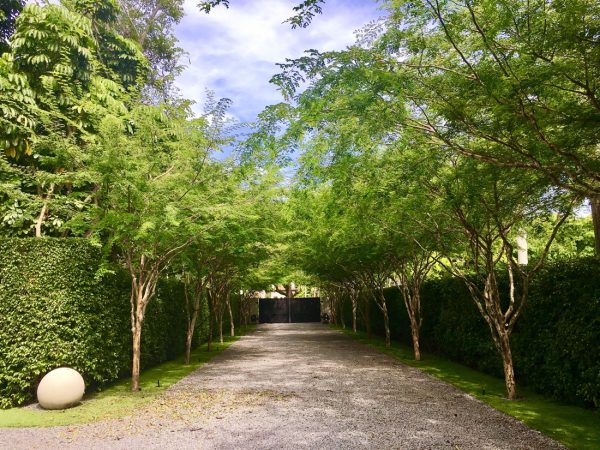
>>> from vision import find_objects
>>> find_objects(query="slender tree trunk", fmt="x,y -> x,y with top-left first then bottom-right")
130,281 -> 148,392
409,314 -> 421,361
227,293 -> 235,337
382,301 -> 391,348
499,331 -> 517,400
364,296 -> 372,339
591,195 -> 600,257
218,304 -> 224,344
34,184 -> 54,238
339,295 -> 346,329
131,309 -> 143,391
351,292 -> 357,333
401,282 -> 423,361
207,294 -> 213,352
185,305 -> 199,364
239,293 -> 247,326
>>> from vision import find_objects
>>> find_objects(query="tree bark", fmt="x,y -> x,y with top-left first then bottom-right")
409,314 -> 421,361
381,300 -> 391,348
227,293 -> 235,337
364,296 -> 372,339
350,290 -> 357,333
207,293 -> 213,352
185,305 -> 199,365
184,277 -> 202,365
131,310 -> 143,391
591,195 -> 600,257
130,278 -> 151,392
398,278 -> 425,361
328,293 -> 337,325
499,331 -> 517,400
218,303 -> 224,344
339,294 -> 346,329
34,183 -> 55,238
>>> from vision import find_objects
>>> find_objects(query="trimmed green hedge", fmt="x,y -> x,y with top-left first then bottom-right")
0,238 -> 204,408
343,258 -> 600,408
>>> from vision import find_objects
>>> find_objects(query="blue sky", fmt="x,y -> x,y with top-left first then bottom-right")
174,0 -> 384,123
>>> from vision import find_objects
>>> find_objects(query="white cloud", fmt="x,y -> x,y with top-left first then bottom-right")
174,0 -> 382,121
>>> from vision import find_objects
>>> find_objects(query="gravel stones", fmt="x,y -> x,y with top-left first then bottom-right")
1,324 -> 564,449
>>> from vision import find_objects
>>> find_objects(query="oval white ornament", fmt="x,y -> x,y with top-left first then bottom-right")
37,367 -> 85,410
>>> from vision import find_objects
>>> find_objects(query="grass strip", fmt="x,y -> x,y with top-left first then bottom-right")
0,325 -> 255,428
337,326 -> 599,450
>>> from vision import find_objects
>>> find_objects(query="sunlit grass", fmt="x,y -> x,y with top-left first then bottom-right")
0,326 -> 255,428
337,326 -> 599,450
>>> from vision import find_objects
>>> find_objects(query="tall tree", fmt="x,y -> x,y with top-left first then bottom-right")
89,105 -> 209,390
115,0 -> 185,100
1,1 -> 147,237
423,155 -> 573,399
272,0 -> 600,251
376,0 -> 600,251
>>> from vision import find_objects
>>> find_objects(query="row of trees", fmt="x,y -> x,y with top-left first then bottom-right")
0,0 -> 282,391
261,0 -> 598,401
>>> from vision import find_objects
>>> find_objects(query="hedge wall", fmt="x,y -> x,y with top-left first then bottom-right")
0,238 -> 205,408
342,258 -> 600,408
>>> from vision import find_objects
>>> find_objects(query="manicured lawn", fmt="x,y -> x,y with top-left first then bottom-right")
337,327 -> 599,450
0,326 -> 254,428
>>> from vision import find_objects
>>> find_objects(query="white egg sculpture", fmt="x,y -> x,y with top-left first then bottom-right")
37,367 -> 85,410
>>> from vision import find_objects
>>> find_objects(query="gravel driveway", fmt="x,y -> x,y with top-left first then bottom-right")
0,323 -> 564,449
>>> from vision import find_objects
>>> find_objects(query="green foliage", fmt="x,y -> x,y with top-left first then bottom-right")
514,259 -> 600,408
114,0 -> 185,99
1,1 -> 146,159
0,238 -> 203,409
0,53 -> 36,157
199,0 -> 324,29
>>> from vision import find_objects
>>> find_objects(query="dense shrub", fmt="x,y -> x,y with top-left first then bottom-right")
0,238 -> 202,408
344,258 -> 600,407
512,259 -> 600,408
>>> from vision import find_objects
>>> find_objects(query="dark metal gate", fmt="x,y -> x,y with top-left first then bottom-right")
258,297 -> 321,323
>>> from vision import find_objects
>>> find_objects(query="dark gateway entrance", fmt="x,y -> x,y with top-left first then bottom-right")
258,297 -> 321,323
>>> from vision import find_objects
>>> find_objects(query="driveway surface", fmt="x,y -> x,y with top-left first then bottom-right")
1,323 -> 564,449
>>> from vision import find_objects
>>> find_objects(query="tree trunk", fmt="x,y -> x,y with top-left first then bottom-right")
207,295 -> 213,352
351,293 -> 357,333
130,281 -> 146,391
409,314 -> 421,361
382,302 -> 391,348
364,297 -> 372,339
34,202 -> 49,238
227,294 -> 235,337
499,332 -> 517,400
339,295 -> 346,329
131,313 -> 143,391
184,305 -> 199,364
34,184 -> 54,238
218,304 -> 224,344
329,295 -> 337,325
403,284 -> 422,361
591,195 -> 600,257
130,274 -> 153,392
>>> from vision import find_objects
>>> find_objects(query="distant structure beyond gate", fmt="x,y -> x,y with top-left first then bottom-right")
258,297 -> 321,323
